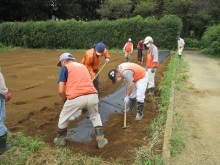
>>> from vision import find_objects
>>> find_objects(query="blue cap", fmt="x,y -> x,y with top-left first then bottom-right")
94,42 -> 106,54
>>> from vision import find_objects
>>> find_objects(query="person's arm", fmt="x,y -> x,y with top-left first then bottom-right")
0,72 -> 8,94
58,67 -> 68,101
83,54 -> 96,78
152,47 -> 159,67
122,70 -> 134,96
102,49 -> 111,63
0,72 -> 11,101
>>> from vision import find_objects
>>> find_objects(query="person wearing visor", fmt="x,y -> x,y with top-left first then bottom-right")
54,53 -> 108,148
81,42 -> 111,92
143,36 -> 159,95
108,62 -> 148,121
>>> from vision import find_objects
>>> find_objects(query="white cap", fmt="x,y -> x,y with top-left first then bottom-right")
144,36 -> 153,44
128,38 -> 131,41
57,53 -> 75,67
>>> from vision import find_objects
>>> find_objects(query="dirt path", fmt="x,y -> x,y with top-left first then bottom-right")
170,51 -> 220,164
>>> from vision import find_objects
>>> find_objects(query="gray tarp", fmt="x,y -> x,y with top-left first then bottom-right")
67,51 -> 170,142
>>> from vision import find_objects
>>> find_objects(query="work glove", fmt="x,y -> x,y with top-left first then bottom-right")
105,58 -> 110,63
124,95 -> 130,104
4,92 -> 11,102
151,67 -> 156,73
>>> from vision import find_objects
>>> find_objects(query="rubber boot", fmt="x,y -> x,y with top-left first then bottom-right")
126,57 -> 128,62
54,128 -> 67,146
0,133 -> 12,155
95,126 -> 108,149
135,102 -> 144,121
148,88 -> 154,95
129,98 -> 136,111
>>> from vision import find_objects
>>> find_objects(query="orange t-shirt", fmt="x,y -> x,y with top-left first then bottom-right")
65,62 -> 97,99
81,48 -> 110,78
119,63 -> 146,82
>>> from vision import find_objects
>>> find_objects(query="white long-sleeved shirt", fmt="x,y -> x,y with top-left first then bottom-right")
0,72 -> 8,94
178,38 -> 185,48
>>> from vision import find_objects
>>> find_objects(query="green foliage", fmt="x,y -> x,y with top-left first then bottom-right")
184,38 -> 202,50
96,0 -> 133,19
201,24 -> 220,57
13,133 -> 44,152
0,43 -> 11,51
133,0 -> 157,17
0,15 -> 182,50
170,112 -> 185,156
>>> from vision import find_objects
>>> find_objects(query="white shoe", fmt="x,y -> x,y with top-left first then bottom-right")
54,137 -> 66,146
97,137 -> 108,149
69,110 -> 82,121
135,111 -> 143,120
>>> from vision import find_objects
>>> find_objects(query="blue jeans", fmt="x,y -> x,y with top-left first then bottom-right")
0,95 -> 7,136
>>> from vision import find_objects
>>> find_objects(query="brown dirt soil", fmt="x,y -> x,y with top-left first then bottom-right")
0,49 -> 170,164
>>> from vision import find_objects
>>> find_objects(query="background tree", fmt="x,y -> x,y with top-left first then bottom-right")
96,0 -> 133,20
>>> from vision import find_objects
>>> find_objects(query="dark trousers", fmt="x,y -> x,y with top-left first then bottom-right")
137,49 -> 143,62
93,69 -> 99,92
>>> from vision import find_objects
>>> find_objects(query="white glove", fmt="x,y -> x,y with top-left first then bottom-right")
105,58 -> 110,63
124,95 -> 130,104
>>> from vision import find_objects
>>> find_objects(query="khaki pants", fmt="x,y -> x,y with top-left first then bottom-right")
58,94 -> 102,129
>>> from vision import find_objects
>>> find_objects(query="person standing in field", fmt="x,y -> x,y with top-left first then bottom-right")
54,53 -> 108,149
136,39 -> 145,64
177,35 -> 185,59
108,62 -> 148,121
144,36 -> 159,96
123,38 -> 133,62
0,70 -> 12,155
81,42 -> 110,92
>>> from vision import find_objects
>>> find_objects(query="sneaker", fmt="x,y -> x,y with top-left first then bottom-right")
135,111 -> 143,120
97,137 -> 108,149
54,137 -> 66,146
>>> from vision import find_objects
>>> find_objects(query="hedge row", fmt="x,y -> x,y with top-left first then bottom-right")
0,15 -> 182,50
201,24 -> 220,57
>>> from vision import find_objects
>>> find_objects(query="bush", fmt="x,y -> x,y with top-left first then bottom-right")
201,25 -> 220,57
0,15 -> 182,50
184,38 -> 202,50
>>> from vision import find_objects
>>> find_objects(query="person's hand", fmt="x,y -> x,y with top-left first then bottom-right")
124,95 -> 130,104
62,98 -> 67,103
105,58 -> 110,63
151,67 -> 156,73
4,92 -> 11,102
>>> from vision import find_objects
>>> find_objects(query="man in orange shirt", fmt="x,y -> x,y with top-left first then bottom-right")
81,42 -> 110,92
123,38 -> 133,62
54,53 -> 108,149
108,62 -> 148,121
144,36 -> 159,95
